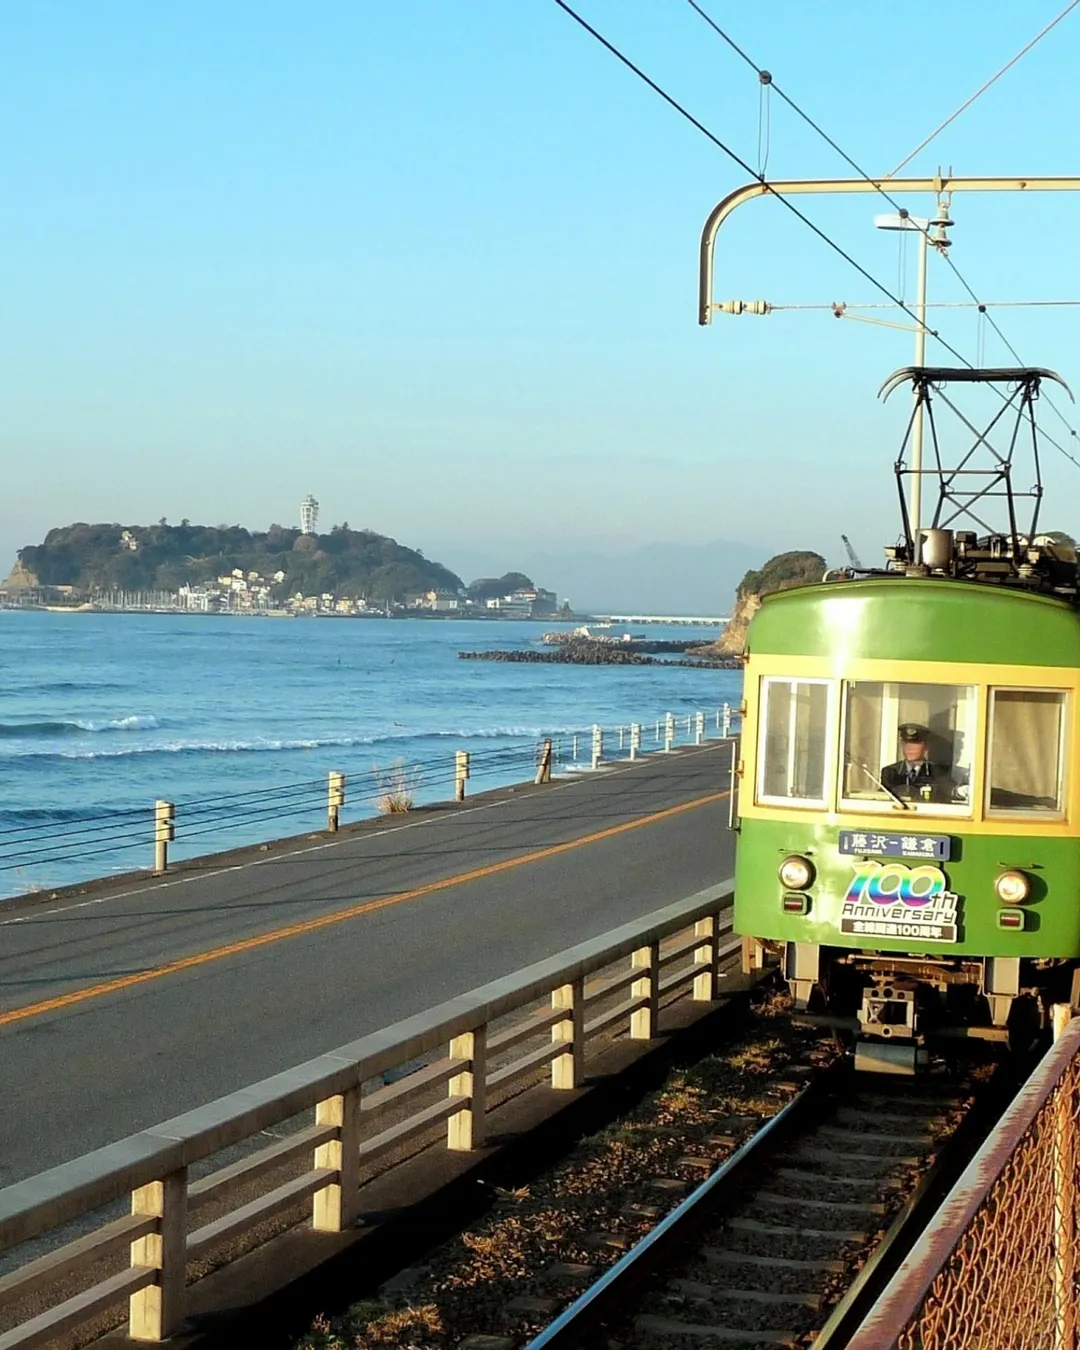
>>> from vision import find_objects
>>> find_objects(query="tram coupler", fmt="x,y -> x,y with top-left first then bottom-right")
855,978 -> 927,1074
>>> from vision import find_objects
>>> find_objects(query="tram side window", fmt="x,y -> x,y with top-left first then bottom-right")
987,689 -> 1066,814
758,678 -> 830,804
841,681 -> 975,810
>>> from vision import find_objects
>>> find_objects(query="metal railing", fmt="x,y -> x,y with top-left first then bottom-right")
0,883 -> 736,1348
0,706 -> 740,898
847,1009 -> 1080,1350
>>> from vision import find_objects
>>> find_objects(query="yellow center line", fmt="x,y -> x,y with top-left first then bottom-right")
0,788 -> 729,1028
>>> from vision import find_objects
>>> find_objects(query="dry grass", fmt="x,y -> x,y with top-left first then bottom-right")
371,760 -> 422,814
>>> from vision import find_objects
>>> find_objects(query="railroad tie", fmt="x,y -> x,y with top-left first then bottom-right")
671,1278 -> 822,1309
727,1216 -> 868,1243
815,1124 -> 933,1147
700,1247 -> 846,1274
755,1191 -> 887,1216
635,1315 -> 798,1345
773,1165 -> 903,1190
789,1143 -> 921,1168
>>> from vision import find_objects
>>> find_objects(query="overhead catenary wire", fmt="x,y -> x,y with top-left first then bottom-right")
888,0 -> 1080,177
681,0 -> 1080,468
552,0 -> 978,369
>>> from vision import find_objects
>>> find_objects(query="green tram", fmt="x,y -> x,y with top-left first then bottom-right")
733,366 -> 1080,1071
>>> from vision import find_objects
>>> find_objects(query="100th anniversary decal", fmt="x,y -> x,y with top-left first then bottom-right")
840,860 -> 959,943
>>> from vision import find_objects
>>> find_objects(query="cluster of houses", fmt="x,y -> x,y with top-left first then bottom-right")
408,585 -> 560,618
154,574 -> 561,618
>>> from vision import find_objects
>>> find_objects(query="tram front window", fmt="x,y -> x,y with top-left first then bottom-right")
842,681 -> 974,811
987,689 -> 1066,815
758,678 -> 830,805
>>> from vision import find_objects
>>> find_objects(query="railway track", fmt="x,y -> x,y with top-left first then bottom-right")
525,1065 -> 997,1350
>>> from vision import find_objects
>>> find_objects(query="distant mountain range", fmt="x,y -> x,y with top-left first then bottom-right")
434,539 -> 770,615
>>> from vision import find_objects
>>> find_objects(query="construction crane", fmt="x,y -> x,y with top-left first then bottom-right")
841,534 -> 863,570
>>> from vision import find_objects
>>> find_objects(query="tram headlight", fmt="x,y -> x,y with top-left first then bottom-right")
994,870 -> 1032,905
778,855 -> 815,891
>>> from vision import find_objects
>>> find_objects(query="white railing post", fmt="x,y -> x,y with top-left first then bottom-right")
618,725 -> 625,751
591,724 -> 602,771
153,800 -> 174,875
448,1026 -> 487,1150
664,712 -> 675,752
722,702 -> 732,737
692,915 -> 720,1001
312,1083 -> 361,1232
327,771 -> 345,832
695,710 -> 705,745
630,941 -> 660,1039
551,979 -> 585,1089
630,723 -> 641,760
534,738 -> 553,784
129,1169 -> 188,1341
455,750 -> 470,802
572,733 -> 579,762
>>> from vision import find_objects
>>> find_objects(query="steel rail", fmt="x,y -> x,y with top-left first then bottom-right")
524,1064 -> 842,1350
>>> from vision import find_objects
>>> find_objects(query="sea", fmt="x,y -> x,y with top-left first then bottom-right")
0,611 -> 741,900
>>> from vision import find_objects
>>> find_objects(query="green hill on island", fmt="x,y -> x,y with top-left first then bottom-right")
12,521 -> 465,602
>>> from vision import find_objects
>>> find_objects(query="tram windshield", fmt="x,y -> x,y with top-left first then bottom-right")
987,689 -> 1067,814
842,681 -> 975,812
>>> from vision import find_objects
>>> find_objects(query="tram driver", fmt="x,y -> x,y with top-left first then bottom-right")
880,723 -> 956,803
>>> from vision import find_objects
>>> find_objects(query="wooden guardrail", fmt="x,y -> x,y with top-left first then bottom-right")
0,883 -> 736,1348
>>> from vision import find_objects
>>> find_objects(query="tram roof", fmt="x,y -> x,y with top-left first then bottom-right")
747,575 -> 1080,668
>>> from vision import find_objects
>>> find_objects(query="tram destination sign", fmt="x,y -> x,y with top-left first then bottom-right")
838,831 -> 952,862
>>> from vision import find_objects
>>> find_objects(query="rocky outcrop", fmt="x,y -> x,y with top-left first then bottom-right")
459,642 -> 737,669
689,550 -> 827,659
2,560 -> 38,589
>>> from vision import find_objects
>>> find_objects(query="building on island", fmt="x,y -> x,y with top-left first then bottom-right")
299,495 -> 319,536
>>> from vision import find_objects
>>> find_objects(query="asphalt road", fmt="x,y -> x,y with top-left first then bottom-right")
0,743 -> 735,1185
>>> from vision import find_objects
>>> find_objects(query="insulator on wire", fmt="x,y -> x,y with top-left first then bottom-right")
716,299 -> 771,316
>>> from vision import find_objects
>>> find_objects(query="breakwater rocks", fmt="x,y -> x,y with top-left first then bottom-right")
458,642 -> 738,669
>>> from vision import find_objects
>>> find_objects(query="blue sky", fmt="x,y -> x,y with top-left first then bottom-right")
2,0 -> 1078,594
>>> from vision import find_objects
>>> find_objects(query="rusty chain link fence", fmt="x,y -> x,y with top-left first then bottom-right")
848,1012 -> 1080,1350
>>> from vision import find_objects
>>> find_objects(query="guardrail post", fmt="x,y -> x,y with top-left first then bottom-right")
685,714 -> 692,737
591,724 -> 602,771
1052,1003 -> 1076,1350
572,733 -> 579,762
692,916 -> 720,1001
534,738 -> 553,784
618,726 -> 625,751
630,723 -> 641,760
448,1026 -> 487,1150
129,1169 -> 188,1341
153,800 -> 174,875
664,712 -> 675,752
327,771 -> 345,832
695,710 -> 705,745
654,719 -> 661,743
630,942 -> 659,1039
551,978 -> 585,1089
722,702 -> 732,736
312,1083 -> 361,1232
455,750 -> 470,802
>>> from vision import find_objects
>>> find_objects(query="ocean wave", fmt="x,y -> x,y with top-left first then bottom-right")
0,715 -> 159,738
0,723 -> 576,762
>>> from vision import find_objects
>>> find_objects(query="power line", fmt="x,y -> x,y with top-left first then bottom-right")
681,0 -> 1080,469
889,0 -> 1080,177
553,0 -> 976,367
